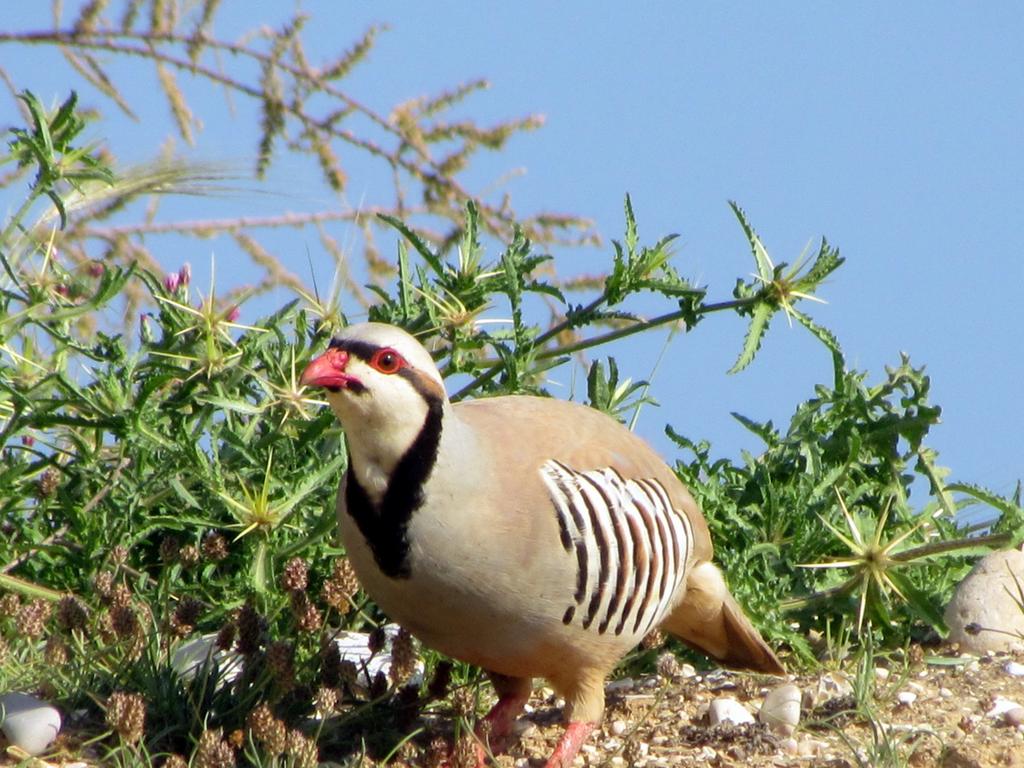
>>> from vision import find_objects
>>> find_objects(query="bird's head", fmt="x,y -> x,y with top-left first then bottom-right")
301,324 -> 448,479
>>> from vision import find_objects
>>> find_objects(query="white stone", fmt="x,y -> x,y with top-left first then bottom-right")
330,623 -> 423,689
0,692 -> 61,756
1005,661 -> 1024,677
1006,707 -> 1024,728
945,548 -> 1024,654
759,683 -> 801,732
609,719 -> 627,736
987,697 -> 1023,719
708,697 -> 755,726
874,666 -> 890,682
172,634 -> 242,684
939,687 -> 954,698
797,738 -> 825,758
896,691 -> 917,706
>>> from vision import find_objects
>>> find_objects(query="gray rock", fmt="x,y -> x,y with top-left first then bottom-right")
944,547 -> 1024,654
0,691 -> 62,756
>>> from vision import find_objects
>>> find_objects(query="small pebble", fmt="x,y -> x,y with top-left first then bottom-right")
874,667 -> 891,682
939,687 -> 954,698
896,691 -> 917,706
781,736 -> 799,755
609,719 -> 627,736
1005,707 -> 1024,728
1005,661 -> 1024,677
708,697 -> 755,726
987,697 -> 1023,719
797,738 -> 825,758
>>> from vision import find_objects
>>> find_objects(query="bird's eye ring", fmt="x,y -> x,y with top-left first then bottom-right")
371,348 -> 405,374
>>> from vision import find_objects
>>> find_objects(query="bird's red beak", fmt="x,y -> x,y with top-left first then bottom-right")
300,348 -> 358,391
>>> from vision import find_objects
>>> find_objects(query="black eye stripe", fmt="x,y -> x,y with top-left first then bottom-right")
328,338 -> 382,362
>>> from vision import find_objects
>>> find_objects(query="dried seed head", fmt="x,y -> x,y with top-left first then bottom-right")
367,626 -> 387,655
0,592 -> 21,618
44,635 -> 69,666
171,597 -> 204,637
163,755 -> 188,768
320,641 -> 343,687
194,727 -> 236,768
338,659 -> 358,688
235,603 -> 264,655
427,660 -> 453,700
321,558 -> 360,612
281,557 -> 309,591
451,687 -> 475,719
286,729 -> 318,768
159,536 -> 181,563
16,599 -> 52,638
110,545 -> 129,566
215,620 -> 237,651
313,686 -> 338,717
265,640 -> 295,681
110,603 -> 139,640
290,592 -> 322,634
655,651 -> 682,680
451,729 -> 477,768
110,583 -> 132,609
641,629 -> 665,650
202,532 -> 229,562
425,736 -> 450,768
247,702 -> 287,756
389,627 -> 417,685
94,571 -> 115,601
179,544 -> 201,568
106,691 -> 146,744
57,594 -> 89,632
37,467 -> 60,497
370,670 -> 389,698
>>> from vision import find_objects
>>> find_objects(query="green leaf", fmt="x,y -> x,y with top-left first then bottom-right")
792,308 -> 843,359
728,301 -> 772,373
377,212 -> 444,275
886,570 -> 947,634
729,200 -> 773,281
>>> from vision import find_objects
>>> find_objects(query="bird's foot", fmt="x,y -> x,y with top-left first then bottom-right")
472,687 -> 531,763
543,720 -> 596,768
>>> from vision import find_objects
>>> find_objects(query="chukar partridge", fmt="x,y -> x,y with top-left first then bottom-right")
301,322 -> 783,767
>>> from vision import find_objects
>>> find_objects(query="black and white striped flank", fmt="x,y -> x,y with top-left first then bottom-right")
540,459 -> 694,639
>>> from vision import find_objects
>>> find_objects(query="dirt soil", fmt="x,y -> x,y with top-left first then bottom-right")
501,646 -> 1024,768
4,647 -> 1023,768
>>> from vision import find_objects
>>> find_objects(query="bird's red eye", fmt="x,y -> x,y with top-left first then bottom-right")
370,348 -> 405,374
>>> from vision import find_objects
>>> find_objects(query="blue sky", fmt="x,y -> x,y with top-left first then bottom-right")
3,3 -> 1022,507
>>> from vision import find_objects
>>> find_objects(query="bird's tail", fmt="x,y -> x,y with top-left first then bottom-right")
660,561 -> 784,675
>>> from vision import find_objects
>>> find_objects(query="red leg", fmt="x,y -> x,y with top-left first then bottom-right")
544,721 -> 597,768
472,674 -> 531,765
